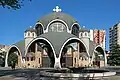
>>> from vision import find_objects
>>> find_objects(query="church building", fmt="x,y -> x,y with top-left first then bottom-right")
5,6 -> 107,68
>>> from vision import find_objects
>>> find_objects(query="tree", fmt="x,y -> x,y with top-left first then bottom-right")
0,51 -> 6,67
8,52 -> 18,66
0,0 -> 31,10
0,48 -> 6,67
108,44 -> 120,66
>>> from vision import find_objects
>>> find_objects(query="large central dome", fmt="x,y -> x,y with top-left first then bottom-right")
38,12 -> 78,30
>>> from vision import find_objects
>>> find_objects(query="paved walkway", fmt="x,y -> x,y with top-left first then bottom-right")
0,75 -> 120,80
0,67 -> 119,80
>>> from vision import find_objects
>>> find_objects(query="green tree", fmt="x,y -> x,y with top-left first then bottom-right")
108,44 -> 120,66
65,44 -> 75,53
0,0 -> 31,10
8,52 -> 18,66
0,51 -> 6,67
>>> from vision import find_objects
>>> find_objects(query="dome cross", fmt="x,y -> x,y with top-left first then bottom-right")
53,6 -> 62,12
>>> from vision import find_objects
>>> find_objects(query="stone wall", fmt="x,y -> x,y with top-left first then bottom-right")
23,51 -> 42,68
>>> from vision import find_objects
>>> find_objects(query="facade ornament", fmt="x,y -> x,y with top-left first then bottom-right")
53,6 -> 62,12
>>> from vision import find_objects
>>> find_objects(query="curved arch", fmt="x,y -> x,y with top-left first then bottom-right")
32,32 -> 35,37
5,45 -> 22,67
84,32 -> 88,37
71,23 -> 80,33
35,22 -> 45,33
79,32 -> 83,38
28,32 -> 30,36
71,23 -> 80,36
59,37 -> 89,59
91,45 -> 107,66
45,19 -> 70,33
25,37 -> 56,58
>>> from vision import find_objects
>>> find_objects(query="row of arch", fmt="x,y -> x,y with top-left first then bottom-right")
24,32 -> 36,38
79,32 -> 89,38
35,19 -> 80,36
25,37 -> 89,59
5,37 -> 107,67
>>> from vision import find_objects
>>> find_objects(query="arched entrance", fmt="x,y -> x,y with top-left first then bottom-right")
25,38 -> 55,68
92,46 -> 107,67
59,38 -> 89,68
5,46 -> 22,67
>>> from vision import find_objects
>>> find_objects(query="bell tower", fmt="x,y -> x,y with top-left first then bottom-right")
24,26 -> 36,49
79,26 -> 90,51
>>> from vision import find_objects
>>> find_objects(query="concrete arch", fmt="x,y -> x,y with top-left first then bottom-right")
57,37 -> 89,68
35,22 -> 45,34
25,37 -> 56,58
45,19 -> 70,33
59,37 -> 89,59
5,45 -> 22,67
92,45 -> 107,66
70,23 -> 80,33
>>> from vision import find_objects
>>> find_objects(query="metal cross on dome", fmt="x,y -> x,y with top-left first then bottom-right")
53,6 -> 62,12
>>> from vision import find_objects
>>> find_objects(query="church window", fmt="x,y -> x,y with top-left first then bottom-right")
32,33 -> 34,37
74,58 -> 76,63
85,32 -> 87,36
27,57 -> 29,61
28,32 -> 30,36
72,25 -> 79,36
39,58 -> 40,63
31,57 -> 34,61
36,24 -> 43,36
81,33 -> 83,36
49,22 -> 66,32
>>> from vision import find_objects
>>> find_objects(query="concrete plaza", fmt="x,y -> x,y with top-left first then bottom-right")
0,67 -> 119,80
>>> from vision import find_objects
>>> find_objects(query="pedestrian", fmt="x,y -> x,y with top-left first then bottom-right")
11,61 -> 15,70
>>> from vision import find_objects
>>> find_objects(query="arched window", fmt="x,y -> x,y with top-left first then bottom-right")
79,33 -> 83,37
49,21 -> 67,32
85,32 -> 87,36
31,57 -> 33,61
28,32 -> 30,36
81,33 -> 83,36
71,24 -> 79,36
35,24 -> 43,36
32,33 -> 34,37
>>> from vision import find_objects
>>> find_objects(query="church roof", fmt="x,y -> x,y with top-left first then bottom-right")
79,28 -> 89,32
25,28 -> 36,33
38,12 -> 78,30
37,32 -> 77,57
14,40 -> 25,56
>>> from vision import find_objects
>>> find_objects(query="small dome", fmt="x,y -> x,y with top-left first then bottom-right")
79,28 -> 89,32
38,12 -> 78,30
25,28 -> 36,33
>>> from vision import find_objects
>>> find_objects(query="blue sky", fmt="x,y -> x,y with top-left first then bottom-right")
0,0 -> 120,50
